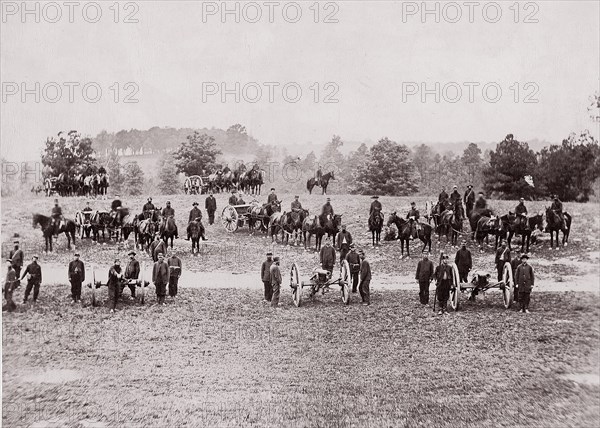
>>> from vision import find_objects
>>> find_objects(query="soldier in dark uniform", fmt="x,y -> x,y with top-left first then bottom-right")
336,224 -> 353,265
68,253 -> 85,303
237,192 -> 246,205
514,198 -> 528,229
110,195 -> 122,226
359,249 -> 371,305
167,250 -> 182,298
415,252 -> 434,304
454,241 -> 472,283
438,187 -> 449,213
515,254 -> 534,313
205,193 -> 217,225
107,259 -> 123,313
123,251 -> 140,298
3,260 -> 18,312
152,253 -> 169,305
320,198 -> 334,226
449,185 -> 461,207
511,251 -> 522,303
187,202 -> 203,240
51,199 -> 63,235
21,255 -> 42,303
161,201 -> 178,239
406,202 -> 420,220
474,192 -> 487,211
434,254 -> 453,315
270,256 -> 282,307
149,234 -> 161,262
550,195 -> 565,229
495,242 -> 511,281
346,244 -> 361,293
228,190 -> 238,206
9,240 -> 24,283
291,195 -> 303,212
267,188 -> 278,204
369,195 -> 382,217
153,236 -> 168,263
143,197 -> 155,217
319,238 -> 336,273
82,201 -> 93,220
315,165 -> 323,183
464,185 -> 475,217
261,252 -> 273,302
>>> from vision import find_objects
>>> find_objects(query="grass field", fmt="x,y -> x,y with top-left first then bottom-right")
2,286 -> 600,427
2,193 -> 599,427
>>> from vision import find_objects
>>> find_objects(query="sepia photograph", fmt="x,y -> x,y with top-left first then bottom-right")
1,1 -> 599,427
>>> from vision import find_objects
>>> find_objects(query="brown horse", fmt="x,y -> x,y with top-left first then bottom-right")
545,207 -> 571,249
302,214 -> 324,251
32,213 -> 76,253
307,171 -> 335,195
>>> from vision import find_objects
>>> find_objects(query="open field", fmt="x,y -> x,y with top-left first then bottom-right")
2,193 -> 600,427
2,286 -> 600,427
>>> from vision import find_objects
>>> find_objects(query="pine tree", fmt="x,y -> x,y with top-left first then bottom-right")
122,162 -> 145,196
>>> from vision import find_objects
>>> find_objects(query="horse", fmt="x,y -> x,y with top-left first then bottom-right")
120,211 -> 136,242
107,207 -> 130,241
187,219 -> 205,254
160,215 -> 178,248
368,210 -> 384,246
307,171 -> 335,195
302,214 -> 324,251
89,210 -> 111,241
545,207 -> 571,249
97,173 -> 109,199
469,208 -> 494,240
208,171 -> 223,193
249,200 -> 281,233
386,212 -> 418,257
438,202 -> 465,246
503,212 -> 544,253
221,170 -> 234,192
278,209 -> 307,245
473,214 -> 503,250
320,214 -> 342,246
267,211 -> 287,243
136,216 -> 158,251
32,213 -> 76,252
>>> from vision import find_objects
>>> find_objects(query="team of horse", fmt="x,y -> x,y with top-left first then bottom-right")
43,172 -> 109,198
205,164 -> 266,195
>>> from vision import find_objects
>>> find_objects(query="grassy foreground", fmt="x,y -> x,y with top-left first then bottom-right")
3,285 -> 599,428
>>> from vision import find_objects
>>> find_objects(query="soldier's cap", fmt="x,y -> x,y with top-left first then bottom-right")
520,198 -> 525,201
327,197 -> 331,201
467,184 -> 473,188
54,199 -> 59,203
192,202 -> 199,206
13,240 -> 19,244
521,254 -> 529,259
273,256 -> 280,261
266,251 -> 273,256
157,253 -> 164,257
270,188 -> 275,191
461,240 -> 467,245
478,191 -> 484,194
410,201 -> 416,205
148,197 -> 152,201
32,255 -> 39,259
341,224 -> 346,228
74,253 -> 80,257
371,195 -> 379,199
114,259 -> 120,263
128,251 -> 136,256
453,185 -> 458,188
294,195 -> 299,198
166,201 -> 171,204
349,243 -> 356,249
358,249 -> 365,256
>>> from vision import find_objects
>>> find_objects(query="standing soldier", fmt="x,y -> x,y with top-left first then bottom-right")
107,259 -> 123,313
9,239 -> 24,284
415,252 -> 434,305
454,241 -> 472,283
267,188 -> 278,204
464,184 -> 475,217
187,202 -> 203,240
495,242 -> 511,281
228,190 -> 238,206
261,252 -> 273,302
369,195 -> 382,216
270,256 -> 282,308
474,192 -> 488,211
290,195 -> 303,212
511,251 -> 523,303
68,253 -> 85,304
359,249 -> 371,306
152,253 -> 169,305
438,187 -> 449,214
515,254 -> 534,313
167,250 -> 182,298
205,192 -> 217,225
153,236 -> 168,263
346,244 -> 361,293
336,224 -> 353,265
123,251 -> 140,298
3,259 -> 18,312
161,201 -> 178,239
320,237 -> 336,273
149,233 -> 161,262
449,185 -> 461,207
434,254 -> 453,315
21,255 -> 42,304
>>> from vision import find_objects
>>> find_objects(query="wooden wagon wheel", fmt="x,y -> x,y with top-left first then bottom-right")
75,211 -> 83,238
221,205 -> 239,232
502,262 -> 514,309
449,262 -> 460,311
340,259 -> 351,305
290,263 -> 301,307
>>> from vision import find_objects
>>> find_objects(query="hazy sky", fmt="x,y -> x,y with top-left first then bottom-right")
1,1 -> 599,161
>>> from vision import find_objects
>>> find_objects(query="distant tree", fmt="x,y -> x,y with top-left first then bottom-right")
122,162 -> 145,196
537,130 -> 600,201
41,130 -> 96,178
461,142 -> 483,188
173,132 -> 222,176
319,135 -> 345,171
344,143 -> 370,193
157,155 -> 181,195
483,134 -> 537,199
412,144 -> 435,182
354,138 -> 419,196
103,151 -> 124,194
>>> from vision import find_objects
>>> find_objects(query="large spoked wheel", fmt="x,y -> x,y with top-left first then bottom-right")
340,260 -> 351,305
449,262 -> 460,311
221,206 -> 239,233
502,262 -> 514,309
290,263 -> 301,307
75,211 -> 83,238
